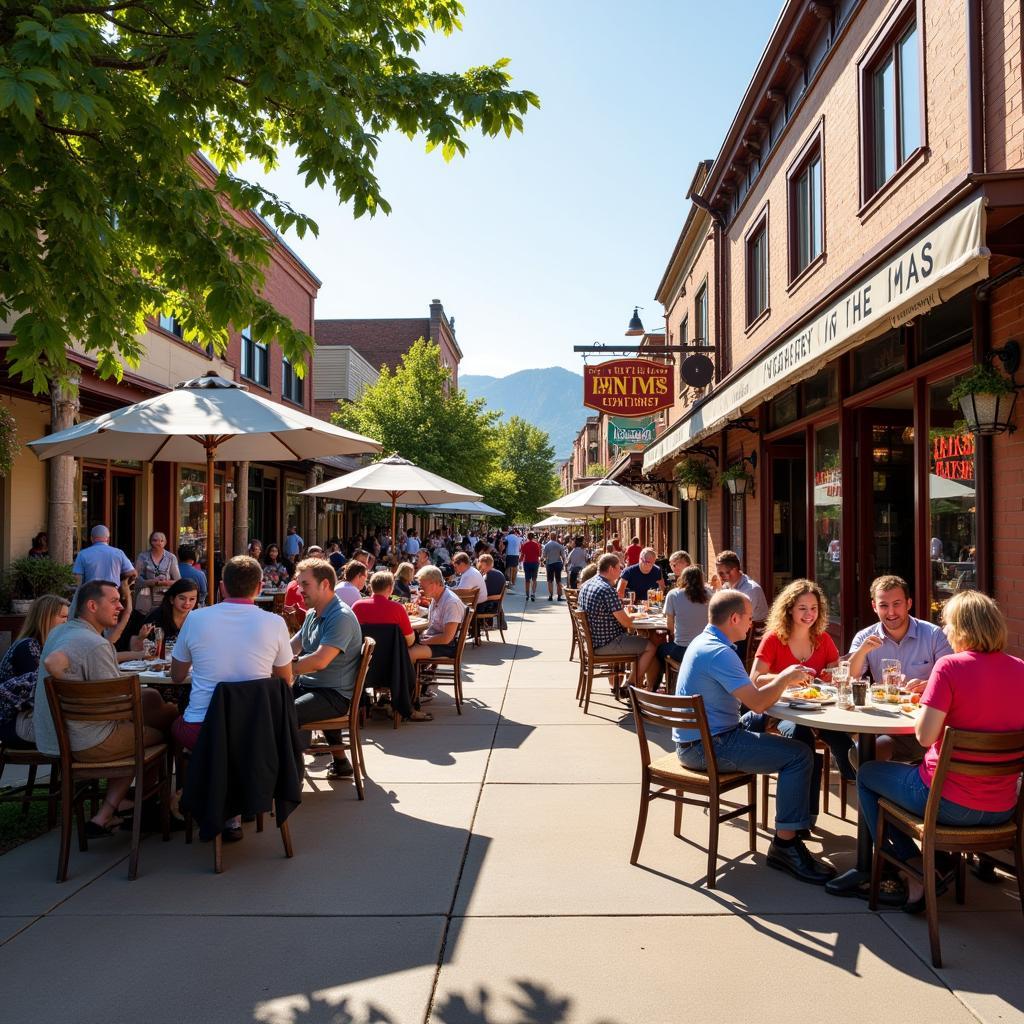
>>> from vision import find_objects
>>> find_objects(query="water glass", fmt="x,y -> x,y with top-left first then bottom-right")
164,639 -> 175,662
882,658 -> 903,697
142,638 -> 156,660
836,678 -> 853,710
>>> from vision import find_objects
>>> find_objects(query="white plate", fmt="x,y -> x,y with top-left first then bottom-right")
782,685 -> 837,706
120,661 -> 153,672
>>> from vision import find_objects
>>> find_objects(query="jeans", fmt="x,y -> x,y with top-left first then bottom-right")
293,684 -> 351,751
857,760 -> 1013,863
656,640 -> 687,664
818,729 -> 857,781
676,724 -> 814,831
743,712 -> 821,820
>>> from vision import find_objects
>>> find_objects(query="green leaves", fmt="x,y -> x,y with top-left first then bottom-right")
0,0 -> 538,391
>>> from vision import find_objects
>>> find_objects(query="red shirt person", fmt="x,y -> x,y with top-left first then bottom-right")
519,532 -> 543,601
624,537 -> 643,567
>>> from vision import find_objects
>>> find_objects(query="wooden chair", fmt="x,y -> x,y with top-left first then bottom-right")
628,688 -> 757,888
473,584 -> 508,644
44,674 -> 171,882
572,609 -> 638,715
744,620 -> 767,672
565,589 -> 579,661
301,637 -> 375,800
869,727 -> 1024,967
453,588 -> 479,644
0,743 -> 61,829
270,592 -> 287,616
415,606 -> 474,714
664,656 -> 681,695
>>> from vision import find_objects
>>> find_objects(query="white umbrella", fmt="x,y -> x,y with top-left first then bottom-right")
29,371 -> 381,601
302,454 -> 482,546
420,500 -> 505,517
539,478 -> 676,540
534,514 -> 585,528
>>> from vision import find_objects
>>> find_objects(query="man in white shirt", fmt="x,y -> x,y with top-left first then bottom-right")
403,530 -> 421,557
713,549 -> 769,665
171,555 -> 293,841
415,565 -> 466,702
503,529 -> 522,590
452,552 -> 488,607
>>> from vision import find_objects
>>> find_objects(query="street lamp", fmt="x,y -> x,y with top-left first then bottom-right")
625,306 -> 645,336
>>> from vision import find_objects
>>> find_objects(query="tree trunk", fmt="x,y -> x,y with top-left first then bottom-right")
48,375 -> 79,565
233,461 -> 249,558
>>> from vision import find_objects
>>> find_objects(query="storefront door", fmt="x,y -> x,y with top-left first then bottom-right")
856,392 -> 916,625
766,441 -> 807,599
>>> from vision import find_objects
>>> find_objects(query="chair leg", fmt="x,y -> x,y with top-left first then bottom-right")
351,743 -> 365,801
839,776 -> 848,820
160,768 -> 171,842
46,766 -> 60,831
280,817 -> 294,858
21,763 -> 38,817
760,774 -> 770,831
955,851 -> 966,905
56,772 -> 74,883
582,665 -> 594,715
673,789 -> 683,838
214,832 -> 224,873
922,841 -> 942,968
629,780 -> 651,865
128,776 -> 143,880
747,779 -> 757,853
454,667 -> 463,715
1014,824 -> 1024,920
868,810 -> 885,911
821,751 -> 830,816
707,790 -> 720,889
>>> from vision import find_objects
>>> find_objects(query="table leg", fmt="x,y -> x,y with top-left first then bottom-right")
824,731 -> 876,896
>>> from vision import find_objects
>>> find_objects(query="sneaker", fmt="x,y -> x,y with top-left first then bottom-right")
557,594 -> 563,601
326,758 -> 354,779
419,689 -> 435,703
548,595 -> 553,601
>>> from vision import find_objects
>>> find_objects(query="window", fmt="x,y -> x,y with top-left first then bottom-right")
241,325 -> 268,387
158,314 -> 183,338
813,422 -> 841,625
282,357 -> 303,404
678,315 -> 689,385
790,151 -> 822,279
694,284 -> 708,346
861,10 -> 923,200
746,212 -> 769,325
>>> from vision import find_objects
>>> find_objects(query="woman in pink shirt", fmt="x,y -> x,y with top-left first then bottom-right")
857,591 -> 1024,913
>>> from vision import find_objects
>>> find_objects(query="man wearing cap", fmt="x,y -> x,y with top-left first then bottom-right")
72,525 -> 137,588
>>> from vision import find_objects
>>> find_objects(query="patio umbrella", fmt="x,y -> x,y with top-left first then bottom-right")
539,478 -> 676,542
533,514 -> 585,529
420,500 -> 505,517
302,454 -> 482,547
28,371 -> 381,602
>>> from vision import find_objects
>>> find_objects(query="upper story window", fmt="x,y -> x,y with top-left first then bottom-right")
158,313 -> 183,338
241,325 -> 268,387
746,209 -> 769,326
788,122 -> 824,282
678,315 -> 689,385
860,7 -> 923,201
282,357 -> 303,405
695,283 -> 708,346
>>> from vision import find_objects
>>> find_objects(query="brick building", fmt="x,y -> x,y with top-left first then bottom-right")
640,0 -> 1024,653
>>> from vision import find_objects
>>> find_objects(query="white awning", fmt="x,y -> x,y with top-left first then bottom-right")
644,197 -> 989,473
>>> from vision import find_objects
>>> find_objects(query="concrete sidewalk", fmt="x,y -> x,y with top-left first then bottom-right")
1,596 -> 1021,1024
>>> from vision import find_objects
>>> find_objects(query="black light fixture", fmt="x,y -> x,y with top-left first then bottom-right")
723,451 -> 758,497
957,340 -> 1021,436
625,306 -> 645,336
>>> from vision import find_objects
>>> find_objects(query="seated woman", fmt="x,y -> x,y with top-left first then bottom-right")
130,577 -> 201,653
746,579 -> 842,829
393,562 -> 415,600
658,565 -> 712,669
0,594 -> 70,748
856,591 -> 1024,912
476,552 -> 506,616
261,543 -> 290,588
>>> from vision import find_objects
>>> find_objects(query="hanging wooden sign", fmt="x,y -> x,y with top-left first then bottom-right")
583,359 -> 674,415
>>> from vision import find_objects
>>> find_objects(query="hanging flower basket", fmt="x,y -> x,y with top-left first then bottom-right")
949,362 -> 1019,436
718,461 -> 754,497
674,457 -> 713,501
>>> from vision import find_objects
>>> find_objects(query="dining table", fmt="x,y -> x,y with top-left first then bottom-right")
766,694 -> 920,891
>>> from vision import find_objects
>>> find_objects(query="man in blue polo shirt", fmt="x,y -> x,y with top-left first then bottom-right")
291,557 -> 363,780
72,525 -> 137,587
674,590 -> 836,885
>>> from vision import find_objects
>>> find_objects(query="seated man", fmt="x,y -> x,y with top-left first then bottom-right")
617,547 -> 665,601
452,551 -> 488,607
170,556 -> 293,841
414,565 -> 466,702
334,560 -> 367,607
475,552 -> 506,616
34,579 -> 177,837
674,591 -> 835,884
283,544 -> 323,621
577,553 -> 659,691
290,557 -> 364,778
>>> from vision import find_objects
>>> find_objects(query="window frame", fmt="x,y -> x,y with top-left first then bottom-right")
694,281 -> 708,348
678,314 -> 689,387
281,356 -> 304,406
744,202 -> 770,330
857,0 -> 927,212
240,325 -> 269,389
787,118 -> 826,288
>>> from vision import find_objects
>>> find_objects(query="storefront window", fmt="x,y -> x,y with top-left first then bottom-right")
854,328 -> 905,389
178,466 -> 223,565
928,378 -> 977,623
285,476 -> 305,534
729,494 -> 745,566
769,387 -> 799,431
813,423 -> 841,624
801,366 -> 837,416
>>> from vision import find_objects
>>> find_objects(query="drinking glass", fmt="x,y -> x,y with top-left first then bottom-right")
882,658 -> 903,699
164,639 -> 175,662
647,588 -> 658,606
836,678 -> 853,710
142,638 -> 156,660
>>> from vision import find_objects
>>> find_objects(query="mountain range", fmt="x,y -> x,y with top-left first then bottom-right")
461,367 -> 587,460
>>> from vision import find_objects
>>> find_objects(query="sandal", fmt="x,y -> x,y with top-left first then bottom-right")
85,818 -> 122,839
407,709 -> 433,722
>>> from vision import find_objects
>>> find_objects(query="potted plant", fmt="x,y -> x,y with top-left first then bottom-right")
949,362 -> 1018,436
674,457 -> 713,501
5,557 -> 76,614
718,461 -> 755,497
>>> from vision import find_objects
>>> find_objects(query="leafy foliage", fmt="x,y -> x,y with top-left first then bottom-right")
333,339 -> 499,496
948,363 -> 1016,405
674,456 -> 712,489
0,1 -> 539,391
486,416 -> 558,523
0,404 -> 20,476
5,556 -> 75,600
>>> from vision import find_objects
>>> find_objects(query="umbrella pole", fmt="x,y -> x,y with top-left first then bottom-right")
390,494 -> 398,555
206,444 -> 217,605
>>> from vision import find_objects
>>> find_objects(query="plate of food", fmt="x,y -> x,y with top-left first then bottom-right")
782,684 -> 837,707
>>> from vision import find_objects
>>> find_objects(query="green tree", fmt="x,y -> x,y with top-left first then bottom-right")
0,1 -> 539,391
487,415 -> 558,522
333,339 -> 498,495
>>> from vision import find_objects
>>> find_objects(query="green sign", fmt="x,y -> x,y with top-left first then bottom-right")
608,416 -> 655,450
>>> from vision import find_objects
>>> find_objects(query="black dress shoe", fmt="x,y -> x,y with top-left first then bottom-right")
766,840 -> 837,885
326,758 -> 354,779
221,826 -> 244,843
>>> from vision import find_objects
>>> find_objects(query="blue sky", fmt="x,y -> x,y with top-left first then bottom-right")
252,1 -> 784,378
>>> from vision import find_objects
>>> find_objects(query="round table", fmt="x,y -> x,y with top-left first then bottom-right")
766,698 -> 920,885
628,614 -> 668,635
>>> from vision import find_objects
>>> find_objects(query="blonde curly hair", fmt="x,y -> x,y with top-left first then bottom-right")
765,579 -> 829,645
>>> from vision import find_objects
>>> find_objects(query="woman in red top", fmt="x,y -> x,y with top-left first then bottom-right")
519,532 -> 542,602
747,579 -> 842,827
856,591 -> 1024,912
